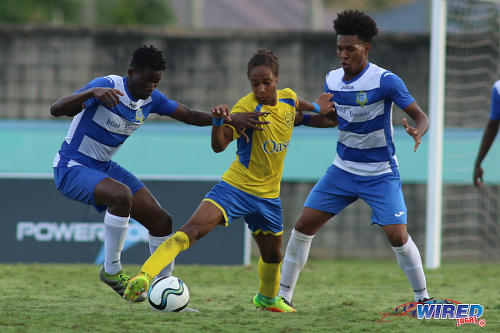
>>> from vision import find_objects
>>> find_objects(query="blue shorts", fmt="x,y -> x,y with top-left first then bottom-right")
305,164 -> 407,225
53,161 -> 145,213
203,181 -> 283,235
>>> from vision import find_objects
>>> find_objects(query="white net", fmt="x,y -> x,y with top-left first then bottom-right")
441,0 -> 500,262
445,0 -> 500,127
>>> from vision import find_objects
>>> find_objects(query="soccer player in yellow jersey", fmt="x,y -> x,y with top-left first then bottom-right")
123,49 -> 337,312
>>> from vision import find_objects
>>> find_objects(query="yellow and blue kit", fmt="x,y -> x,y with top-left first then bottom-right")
204,88 -> 298,235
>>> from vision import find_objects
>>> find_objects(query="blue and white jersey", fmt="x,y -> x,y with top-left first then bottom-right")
324,63 -> 415,176
53,75 -> 178,170
489,80 -> 500,120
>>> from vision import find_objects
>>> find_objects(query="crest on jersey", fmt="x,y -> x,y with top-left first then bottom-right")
284,110 -> 294,128
135,109 -> 144,123
356,91 -> 368,107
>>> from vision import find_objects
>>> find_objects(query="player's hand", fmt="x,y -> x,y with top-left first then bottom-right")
473,164 -> 484,189
211,104 -> 231,120
228,111 -> 270,143
228,111 -> 270,130
402,118 -> 422,152
315,93 -> 335,116
92,87 -> 124,109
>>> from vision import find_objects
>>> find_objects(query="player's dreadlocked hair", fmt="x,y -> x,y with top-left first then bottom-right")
130,45 -> 166,71
333,10 -> 379,43
247,48 -> 279,78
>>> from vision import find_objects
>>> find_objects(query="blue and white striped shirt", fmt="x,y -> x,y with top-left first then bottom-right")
53,75 -> 178,170
489,80 -> 500,120
324,63 -> 414,176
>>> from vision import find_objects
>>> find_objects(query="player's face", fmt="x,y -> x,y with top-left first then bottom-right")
248,65 -> 279,105
127,68 -> 162,100
337,35 -> 370,80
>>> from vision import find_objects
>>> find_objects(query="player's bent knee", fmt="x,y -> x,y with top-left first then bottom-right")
294,219 -> 318,236
389,234 -> 408,247
294,208 -> 332,236
109,187 -> 133,211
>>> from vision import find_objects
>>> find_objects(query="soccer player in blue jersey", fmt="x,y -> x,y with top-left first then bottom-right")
278,10 -> 431,306
473,80 -> 500,188
122,48 -> 337,312
50,45 -> 267,300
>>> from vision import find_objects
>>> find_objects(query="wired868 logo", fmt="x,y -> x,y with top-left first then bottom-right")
378,299 -> 486,327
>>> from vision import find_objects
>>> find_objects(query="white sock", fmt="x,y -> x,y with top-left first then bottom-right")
278,229 -> 314,302
391,235 -> 429,301
149,233 -> 175,279
103,211 -> 129,275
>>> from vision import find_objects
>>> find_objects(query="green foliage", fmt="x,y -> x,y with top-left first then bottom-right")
0,259 -> 498,332
0,0 -> 82,24
96,0 -> 174,26
0,0 -> 174,26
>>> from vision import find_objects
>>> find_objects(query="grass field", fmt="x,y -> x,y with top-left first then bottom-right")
1,259 -> 498,332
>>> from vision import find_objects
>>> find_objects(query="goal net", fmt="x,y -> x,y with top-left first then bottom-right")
445,0 -> 500,127
441,0 -> 500,262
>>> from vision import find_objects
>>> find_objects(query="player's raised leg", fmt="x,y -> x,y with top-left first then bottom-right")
279,207 -> 333,304
123,200 -> 223,301
252,233 -> 296,313
385,224 -> 430,302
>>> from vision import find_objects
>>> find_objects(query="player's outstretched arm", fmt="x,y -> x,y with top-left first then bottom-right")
402,101 -> 429,152
168,103 -> 218,126
473,118 -> 500,188
295,93 -> 337,128
50,87 -> 123,117
168,103 -> 270,132
211,104 -> 234,153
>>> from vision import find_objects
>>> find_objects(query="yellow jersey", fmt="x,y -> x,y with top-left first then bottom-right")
222,88 -> 298,198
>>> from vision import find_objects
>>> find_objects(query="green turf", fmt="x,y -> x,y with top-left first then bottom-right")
0,259 -> 498,332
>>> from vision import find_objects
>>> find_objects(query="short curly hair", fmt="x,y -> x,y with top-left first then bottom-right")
333,10 -> 379,43
247,48 -> 279,78
130,45 -> 166,71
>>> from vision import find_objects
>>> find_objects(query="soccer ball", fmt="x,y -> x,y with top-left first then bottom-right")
147,276 -> 190,312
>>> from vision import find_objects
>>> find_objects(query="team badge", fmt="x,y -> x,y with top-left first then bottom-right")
284,110 -> 294,128
135,109 -> 144,123
356,91 -> 368,107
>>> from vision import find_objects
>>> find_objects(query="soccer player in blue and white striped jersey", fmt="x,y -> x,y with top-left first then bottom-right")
279,10 -> 431,306
50,45 -> 266,300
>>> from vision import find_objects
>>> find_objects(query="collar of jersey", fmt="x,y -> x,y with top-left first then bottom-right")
342,62 -> 371,85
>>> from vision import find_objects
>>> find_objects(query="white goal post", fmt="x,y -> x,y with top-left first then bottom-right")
425,0 -> 447,269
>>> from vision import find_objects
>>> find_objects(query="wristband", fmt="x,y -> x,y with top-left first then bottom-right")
299,113 -> 311,126
312,102 -> 321,114
212,117 -> 224,127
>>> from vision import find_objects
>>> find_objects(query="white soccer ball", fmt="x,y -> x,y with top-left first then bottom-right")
147,276 -> 190,312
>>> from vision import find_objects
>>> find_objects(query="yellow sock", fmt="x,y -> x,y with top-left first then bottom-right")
140,231 -> 190,279
257,257 -> 281,299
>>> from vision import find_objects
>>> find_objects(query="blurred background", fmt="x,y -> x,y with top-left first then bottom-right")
0,0 -> 499,264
